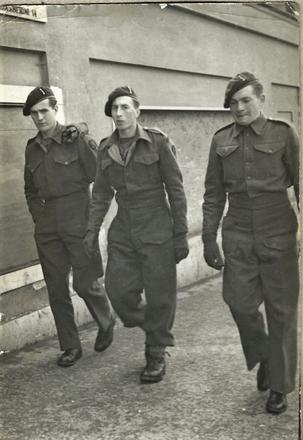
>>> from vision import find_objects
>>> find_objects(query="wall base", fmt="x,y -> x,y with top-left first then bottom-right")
0,234 -> 219,352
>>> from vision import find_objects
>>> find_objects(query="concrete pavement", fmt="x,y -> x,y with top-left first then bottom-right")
0,276 -> 300,440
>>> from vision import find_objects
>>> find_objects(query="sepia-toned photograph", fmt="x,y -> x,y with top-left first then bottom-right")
0,2 -> 301,439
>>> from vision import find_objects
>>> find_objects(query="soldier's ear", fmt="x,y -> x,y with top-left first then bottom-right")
260,94 -> 265,104
136,107 -> 140,118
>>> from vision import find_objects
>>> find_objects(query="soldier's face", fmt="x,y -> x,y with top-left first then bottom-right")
229,85 -> 265,126
30,99 -> 58,135
111,96 -> 140,134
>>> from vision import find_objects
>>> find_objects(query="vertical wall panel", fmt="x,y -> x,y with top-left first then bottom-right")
0,107 -> 38,273
271,83 -> 299,128
0,47 -> 47,86
139,110 -> 232,233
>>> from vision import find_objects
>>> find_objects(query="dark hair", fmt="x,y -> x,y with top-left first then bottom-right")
131,97 -> 140,109
48,97 -> 58,109
111,96 -> 140,111
251,80 -> 264,97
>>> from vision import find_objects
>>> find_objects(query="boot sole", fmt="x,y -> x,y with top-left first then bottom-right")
140,375 -> 164,384
57,352 -> 82,367
140,368 -> 166,384
266,404 -> 287,415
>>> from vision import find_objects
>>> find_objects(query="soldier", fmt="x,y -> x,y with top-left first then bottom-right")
84,86 -> 189,383
23,86 -> 115,367
202,72 -> 300,414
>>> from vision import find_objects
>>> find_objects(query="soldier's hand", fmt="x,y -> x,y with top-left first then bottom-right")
83,230 -> 100,258
203,240 -> 224,270
174,235 -> 189,264
62,122 -> 89,143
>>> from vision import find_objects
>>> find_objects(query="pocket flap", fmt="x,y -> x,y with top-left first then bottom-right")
133,152 -> 159,165
263,234 -> 296,250
54,148 -> 78,165
254,142 -> 284,154
216,145 -> 239,158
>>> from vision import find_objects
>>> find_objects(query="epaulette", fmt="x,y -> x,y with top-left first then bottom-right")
214,122 -> 234,135
26,134 -> 39,148
144,127 -> 168,137
145,126 -> 177,156
268,117 -> 293,127
99,137 -> 110,150
26,136 -> 37,145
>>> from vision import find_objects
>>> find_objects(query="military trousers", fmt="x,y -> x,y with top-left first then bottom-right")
34,195 -> 113,351
222,194 -> 299,394
105,209 -> 177,347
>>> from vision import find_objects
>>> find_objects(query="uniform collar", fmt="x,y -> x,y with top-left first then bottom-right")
102,124 -> 152,149
232,113 -> 267,137
250,113 -> 267,135
35,122 -> 63,147
136,124 -> 153,143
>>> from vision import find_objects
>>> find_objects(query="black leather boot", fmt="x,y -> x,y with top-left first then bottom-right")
94,317 -> 116,352
266,390 -> 287,414
140,346 -> 166,384
57,348 -> 82,367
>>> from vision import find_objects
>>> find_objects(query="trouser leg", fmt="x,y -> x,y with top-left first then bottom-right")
229,309 -> 269,370
140,238 -> 177,347
222,217 -> 268,370
105,236 -> 176,347
259,233 -> 299,394
64,234 -> 113,332
223,202 -> 299,392
35,234 -> 81,350
105,239 -> 145,328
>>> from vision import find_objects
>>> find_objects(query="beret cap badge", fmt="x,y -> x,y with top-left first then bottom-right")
23,86 -> 55,116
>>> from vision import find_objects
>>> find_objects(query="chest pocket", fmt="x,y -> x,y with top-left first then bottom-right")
52,146 -> 83,186
132,152 -> 160,184
216,144 -> 242,180
133,152 -> 159,165
253,142 -> 285,177
216,145 -> 239,158
253,142 -> 284,154
100,156 -> 125,189
53,146 -> 78,166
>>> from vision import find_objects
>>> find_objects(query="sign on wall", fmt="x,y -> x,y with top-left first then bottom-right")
0,5 -> 47,23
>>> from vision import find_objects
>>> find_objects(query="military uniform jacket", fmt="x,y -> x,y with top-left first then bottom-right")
24,123 -> 97,225
87,124 -> 188,244
202,114 -> 300,239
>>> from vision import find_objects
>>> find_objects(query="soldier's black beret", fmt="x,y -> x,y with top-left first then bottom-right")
104,86 -> 139,117
23,86 -> 56,116
224,72 -> 259,108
